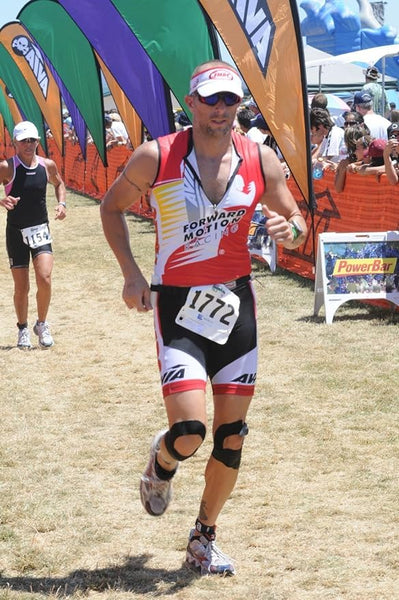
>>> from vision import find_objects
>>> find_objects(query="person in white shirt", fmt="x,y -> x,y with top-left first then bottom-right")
310,107 -> 345,165
353,91 -> 391,140
111,118 -> 129,143
246,114 -> 267,143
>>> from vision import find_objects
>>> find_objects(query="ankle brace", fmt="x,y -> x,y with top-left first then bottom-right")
195,518 -> 216,540
154,455 -> 177,481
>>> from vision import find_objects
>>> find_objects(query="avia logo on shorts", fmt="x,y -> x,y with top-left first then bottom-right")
333,258 -> 397,276
161,364 -> 186,384
11,35 -> 49,98
228,0 -> 275,74
232,373 -> 257,385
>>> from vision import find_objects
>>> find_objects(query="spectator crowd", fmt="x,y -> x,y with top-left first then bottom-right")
54,63 -> 398,194
306,65 -> 399,191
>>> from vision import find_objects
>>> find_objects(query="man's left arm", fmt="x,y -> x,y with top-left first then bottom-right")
45,158 -> 67,220
259,145 -> 307,249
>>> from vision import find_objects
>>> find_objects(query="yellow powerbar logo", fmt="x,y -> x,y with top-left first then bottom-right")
333,258 -> 397,276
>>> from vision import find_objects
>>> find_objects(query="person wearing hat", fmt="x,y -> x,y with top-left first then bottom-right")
242,95 -> 260,116
176,111 -> 191,130
101,59 -> 306,576
346,137 -> 388,181
246,112 -> 268,143
104,113 -> 120,148
361,65 -> 389,116
353,91 -> 391,140
383,122 -> 399,185
0,121 -> 66,350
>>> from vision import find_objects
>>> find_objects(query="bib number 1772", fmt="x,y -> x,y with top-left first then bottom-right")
175,283 -> 240,345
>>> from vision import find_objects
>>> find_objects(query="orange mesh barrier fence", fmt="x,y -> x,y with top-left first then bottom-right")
0,126 -> 6,159
106,144 -> 131,191
4,139 -> 398,283
278,171 -> 399,280
64,139 -> 85,194
1,129 -> 12,160
84,142 -> 107,200
46,137 -> 64,179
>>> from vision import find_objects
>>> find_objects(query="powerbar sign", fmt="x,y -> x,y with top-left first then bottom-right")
333,258 -> 397,276
314,231 -> 399,324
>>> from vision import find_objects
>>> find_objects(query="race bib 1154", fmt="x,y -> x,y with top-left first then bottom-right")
20,223 -> 51,249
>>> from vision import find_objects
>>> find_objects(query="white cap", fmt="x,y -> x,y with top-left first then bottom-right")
189,66 -> 244,98
13,121 -> 40,141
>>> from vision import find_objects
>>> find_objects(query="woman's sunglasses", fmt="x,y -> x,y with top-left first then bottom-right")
19,138 -> 38,143
196,91 -> 241,107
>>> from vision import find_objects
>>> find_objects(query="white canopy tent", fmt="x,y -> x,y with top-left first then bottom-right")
305,44 -> 398,111
305,46 -> 369,88
306,44 -> 399,70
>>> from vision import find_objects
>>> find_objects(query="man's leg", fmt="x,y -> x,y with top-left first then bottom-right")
140,390 -> 207,516
11,266 -> 30,325
185,392 -> 252,576
199,393 -> 252,526
32,252 -> 54,348
160,389 -> 207,465
33,252 -> 53,322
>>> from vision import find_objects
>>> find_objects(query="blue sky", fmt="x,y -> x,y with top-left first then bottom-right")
1,0 -> 26,25
1,1 -> 399,45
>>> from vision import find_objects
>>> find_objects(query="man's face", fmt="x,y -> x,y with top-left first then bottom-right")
14,138 -> 39,160
185,91 -> 239,137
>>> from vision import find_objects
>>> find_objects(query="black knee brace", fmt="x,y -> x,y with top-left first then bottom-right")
164,420 -> 206,461
212,420 -> 248,469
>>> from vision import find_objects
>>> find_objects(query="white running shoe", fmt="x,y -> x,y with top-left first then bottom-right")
139,430 -> 177,516
17,327 -> 32,350
33,320 -> 54,349
185,529 -> 236,576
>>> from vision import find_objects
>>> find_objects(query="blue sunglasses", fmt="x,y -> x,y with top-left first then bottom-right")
196,91 -> 241,107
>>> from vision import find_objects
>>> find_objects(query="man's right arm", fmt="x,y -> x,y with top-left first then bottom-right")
100,140 -> 159,311
0,159 -> 19,210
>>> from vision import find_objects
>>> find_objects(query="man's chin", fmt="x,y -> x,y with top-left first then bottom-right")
205,124 -> 231,137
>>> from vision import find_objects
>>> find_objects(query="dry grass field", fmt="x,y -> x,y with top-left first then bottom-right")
1,189 -> 398,600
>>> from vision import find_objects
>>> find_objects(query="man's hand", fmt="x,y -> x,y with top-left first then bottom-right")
0,195 -> 19,210
262,204 -> 292,244
55,203 -> 67,220
122,272 -> 152,312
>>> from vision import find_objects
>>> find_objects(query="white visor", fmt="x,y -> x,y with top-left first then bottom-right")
190,66 -> 244,98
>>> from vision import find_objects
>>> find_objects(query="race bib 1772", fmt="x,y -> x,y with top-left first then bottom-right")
175,283 -> 240,345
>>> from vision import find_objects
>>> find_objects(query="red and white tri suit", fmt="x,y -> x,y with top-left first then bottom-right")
149,129 -> 265,398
